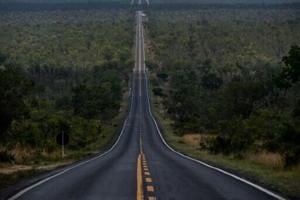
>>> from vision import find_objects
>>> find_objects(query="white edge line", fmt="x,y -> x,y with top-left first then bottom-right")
8,121 -> 126,200
144,72 -> 286,200
9,70 -> 136,200
140,18 -> 286,200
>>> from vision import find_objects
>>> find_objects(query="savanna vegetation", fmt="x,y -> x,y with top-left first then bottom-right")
1,0 -> 298,4
147,0 -> 300,5
0,9 -> 133,175
0,0 -> 128,3
146,8 -> 300,198
155,0 -> 300,4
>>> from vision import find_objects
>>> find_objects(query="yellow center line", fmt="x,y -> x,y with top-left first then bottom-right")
137,153 -> 144,200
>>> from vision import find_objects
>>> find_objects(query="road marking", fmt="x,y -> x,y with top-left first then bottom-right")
139,153 -> 157,199
9,120 -> 129,200
8,106 -> 132,200
134,12 -> 138,72
137,153 -> 144,200
143,62 -> 286,200
145,178 -> 152,183
140,12 -> 285,200
139,131 -> 143,153
7,17 -> 141,198
146,186 -> 154,192
138,12 -> 143,97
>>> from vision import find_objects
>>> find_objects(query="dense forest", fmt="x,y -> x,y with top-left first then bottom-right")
146,8 -> 300,167
1,1 -> 299,13
0,0 -> 129,3
0,10 -> 133,165
149,0 -> 300,4
1,0 -> 300,4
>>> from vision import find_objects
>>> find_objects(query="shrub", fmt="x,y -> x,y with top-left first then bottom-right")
0,151 -> 15,163
269,122 -> 300,167
153,87 -> 164,97
209,118 -> 254,154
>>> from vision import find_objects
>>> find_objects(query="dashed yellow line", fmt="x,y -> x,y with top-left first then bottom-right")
137,152 -> 156,200
144,171 -> 150,176
145,178 -> 152,183
146,186 -> 154,192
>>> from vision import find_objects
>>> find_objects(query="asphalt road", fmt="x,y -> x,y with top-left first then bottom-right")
7,10 -> 285,200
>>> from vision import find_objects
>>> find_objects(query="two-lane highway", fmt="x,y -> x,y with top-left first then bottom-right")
7,9 -> 285,200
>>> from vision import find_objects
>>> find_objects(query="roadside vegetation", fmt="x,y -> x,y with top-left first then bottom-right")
146,8 -> 300,198
0,9 -> 133,189
0,0 -> 128,3
148,0 -> 300,4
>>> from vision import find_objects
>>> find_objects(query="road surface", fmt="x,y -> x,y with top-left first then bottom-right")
7,10 -> 284,200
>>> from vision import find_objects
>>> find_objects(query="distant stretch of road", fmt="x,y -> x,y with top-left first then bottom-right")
6,2 -> 285,200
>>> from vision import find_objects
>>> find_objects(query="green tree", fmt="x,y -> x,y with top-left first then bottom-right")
221,80 -> 268,119
0,66 -> 32,136
0,52 -> 7,64
201,72 -> 223,90
282,45 -> 300,83
209,118 -> 254,154
270,122 -> 300,167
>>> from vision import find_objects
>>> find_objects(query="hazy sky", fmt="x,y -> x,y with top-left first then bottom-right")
1,0 -> 300,3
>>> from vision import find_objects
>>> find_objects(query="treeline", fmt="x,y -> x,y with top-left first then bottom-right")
0,3 -> 133,12
0,10 -> 133,164
149,0 -> 300,4
1,3 -> 300,12
1,0 -> 299,4
147,9 -> 300,167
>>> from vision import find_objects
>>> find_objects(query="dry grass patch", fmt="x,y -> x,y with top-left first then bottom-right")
182,134 -> 201,146
248,151 -> 283,168
0,161 -> 73,175
0,165 -> 32,175
10,144 -> 35,164
182,133 -> 215,149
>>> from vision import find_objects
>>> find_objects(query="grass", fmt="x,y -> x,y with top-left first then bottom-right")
0,87 -> 130,193
148,76 -> 300,200
0,169 -> 40,190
